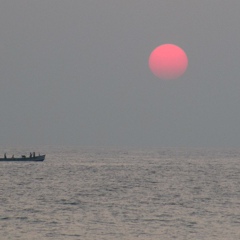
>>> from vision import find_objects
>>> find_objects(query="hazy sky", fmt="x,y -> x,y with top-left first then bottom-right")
1,0 -> 240,147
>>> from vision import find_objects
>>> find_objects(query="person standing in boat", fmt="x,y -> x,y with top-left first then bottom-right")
4,153 -> 7,159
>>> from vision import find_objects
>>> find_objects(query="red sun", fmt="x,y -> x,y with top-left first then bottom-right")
149,44 -> 188,80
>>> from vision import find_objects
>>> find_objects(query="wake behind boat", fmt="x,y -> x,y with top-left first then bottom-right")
0,153 -> 45,162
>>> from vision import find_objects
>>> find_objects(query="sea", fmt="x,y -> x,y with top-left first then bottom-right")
0,146 -> 239,240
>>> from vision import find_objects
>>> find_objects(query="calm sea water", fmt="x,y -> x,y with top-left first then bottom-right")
0,146 -> 240,240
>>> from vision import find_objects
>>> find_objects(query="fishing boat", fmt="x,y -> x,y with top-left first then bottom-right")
0,154 -> 45,162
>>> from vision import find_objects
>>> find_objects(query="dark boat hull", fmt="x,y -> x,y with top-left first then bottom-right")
0,155 -> 45,162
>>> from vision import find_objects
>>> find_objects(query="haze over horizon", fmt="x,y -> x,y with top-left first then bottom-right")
1,1 -> 240,148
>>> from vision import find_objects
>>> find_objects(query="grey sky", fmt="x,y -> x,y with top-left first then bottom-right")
0,0 -> 240,147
